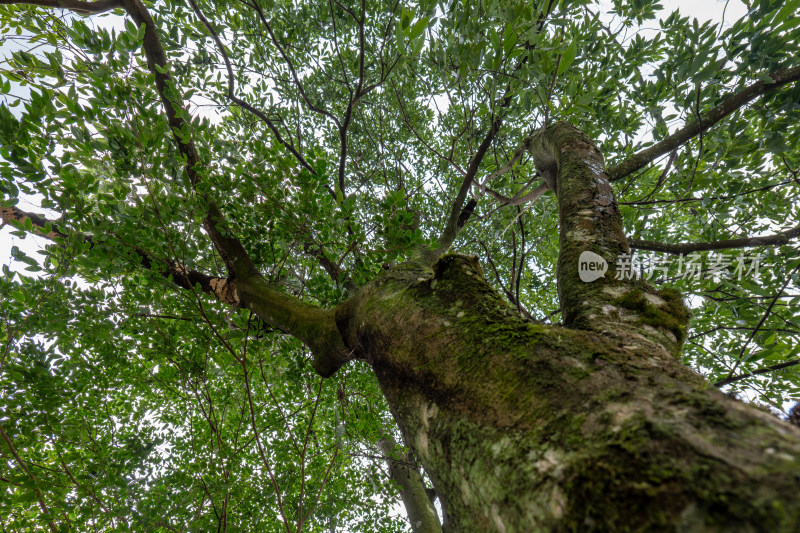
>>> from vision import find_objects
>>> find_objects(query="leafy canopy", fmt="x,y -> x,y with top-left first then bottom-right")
1,0 -> 799,530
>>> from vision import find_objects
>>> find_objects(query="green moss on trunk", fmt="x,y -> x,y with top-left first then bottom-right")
333,254 -> 800,532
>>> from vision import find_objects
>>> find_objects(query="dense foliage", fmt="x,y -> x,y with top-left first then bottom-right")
0,0 -> 798,530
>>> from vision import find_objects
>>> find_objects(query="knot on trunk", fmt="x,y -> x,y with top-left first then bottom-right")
433,254 -> 484,282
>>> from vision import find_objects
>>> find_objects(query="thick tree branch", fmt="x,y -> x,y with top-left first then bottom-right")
122,2 -> 348,373
119,0 -> 258,281
530,121 -> 688,356
630,224 -> 800,255
0,0 -> 121,14
1,205 -> 68,239
608,65 -> 800,181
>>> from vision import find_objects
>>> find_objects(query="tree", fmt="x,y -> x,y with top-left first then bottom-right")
1,0 -> 799,530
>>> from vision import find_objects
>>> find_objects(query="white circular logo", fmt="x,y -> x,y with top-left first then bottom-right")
578,251 -> 608,282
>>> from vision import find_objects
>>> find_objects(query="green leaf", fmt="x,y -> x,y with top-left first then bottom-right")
503,24 -> 517,56
558,40 -> 578,75
408,17 -> 428,40
400,8 -> 412,30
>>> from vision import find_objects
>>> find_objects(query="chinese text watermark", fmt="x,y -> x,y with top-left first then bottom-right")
578,251 -> 765,283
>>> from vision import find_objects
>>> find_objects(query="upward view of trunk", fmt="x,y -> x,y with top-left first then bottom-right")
329,123 -> 800,532
4,0 -> 800,528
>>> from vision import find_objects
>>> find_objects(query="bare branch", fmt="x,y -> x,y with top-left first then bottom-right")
620,176 -> 791,206
483,182 -> 550,207
331,0 -> 357,20
242,0 -> 342,128
723,263 -> 800,381
335,0 -> 368,196
303,242 -> 357,292
391,80 -> 467,177
188,0 -> 316,176
635,149 -> 677,203
436,113 -> 502,251
715,359 -> 800,387
475,137 -> 530,193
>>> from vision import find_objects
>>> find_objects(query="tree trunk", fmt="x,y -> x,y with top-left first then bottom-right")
337,253 -> 800,532
332,123 -> 800,532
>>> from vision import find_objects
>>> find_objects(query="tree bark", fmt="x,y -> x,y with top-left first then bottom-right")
336,253 -> 800,532
378,436 -> 442,533
329,123 -> 800,531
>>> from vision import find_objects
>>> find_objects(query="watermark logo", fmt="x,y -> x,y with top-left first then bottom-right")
578,251 -> 608,282
579,251 -> 764,283
615,251 -> 764,281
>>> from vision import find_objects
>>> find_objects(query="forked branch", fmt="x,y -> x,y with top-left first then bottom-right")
187,0 -> 316,175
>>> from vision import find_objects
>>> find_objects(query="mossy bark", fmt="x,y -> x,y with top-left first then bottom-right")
240,122 -> 800,531
527,122 -> 687,356
327,123 -> 800,531
335,255 -> 800,532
